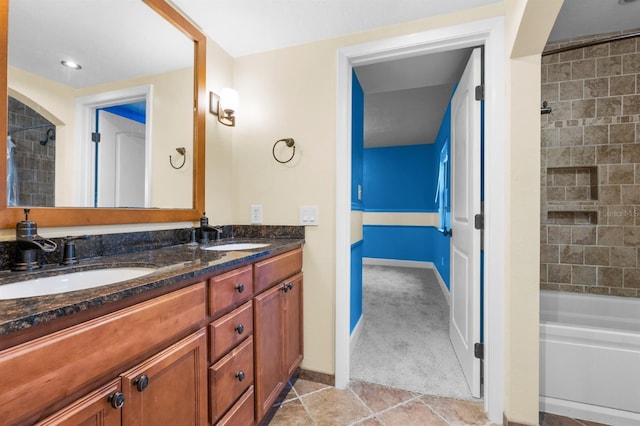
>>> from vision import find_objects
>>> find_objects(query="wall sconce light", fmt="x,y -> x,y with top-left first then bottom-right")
210,88 -> 239,127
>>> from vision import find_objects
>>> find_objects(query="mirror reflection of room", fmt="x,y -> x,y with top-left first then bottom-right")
6,0 -> 194,209
7,96 -> 56,207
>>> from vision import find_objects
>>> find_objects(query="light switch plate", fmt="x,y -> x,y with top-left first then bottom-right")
299,205 -> 319,226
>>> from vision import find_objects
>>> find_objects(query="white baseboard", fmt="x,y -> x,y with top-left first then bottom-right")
350,315 -> 364,353
540,396 -> 640,426
362,258 -> 450,305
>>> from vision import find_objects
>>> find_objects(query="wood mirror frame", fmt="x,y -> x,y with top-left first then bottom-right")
0,0 -> 206,228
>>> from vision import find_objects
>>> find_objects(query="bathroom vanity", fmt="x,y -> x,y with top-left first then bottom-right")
0,240 -> 303,425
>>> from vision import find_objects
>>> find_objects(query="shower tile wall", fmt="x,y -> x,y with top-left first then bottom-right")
8,96 -> 55,206
541,30 -> 640,297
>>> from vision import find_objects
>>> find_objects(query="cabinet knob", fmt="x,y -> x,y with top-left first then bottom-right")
287,283 -> 294,291
109,392 -> 125,409
235,371 -> 245,382
234,283 -> 245,293
282,284 -> 289,293
134,374 -> 149,392
235,324 -> 245,334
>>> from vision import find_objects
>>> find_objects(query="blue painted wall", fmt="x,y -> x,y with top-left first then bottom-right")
350,241 -> 363,333
350,71 -> 364,334
351,71 -> 364,211
363,144 -> 438,213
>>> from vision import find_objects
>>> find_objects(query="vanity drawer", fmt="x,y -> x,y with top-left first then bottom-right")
209,336 -> 254,423
254,247 -> 302,294
215,386 -> 254,426
209,265 -> 253,316
209,301 -> 253,361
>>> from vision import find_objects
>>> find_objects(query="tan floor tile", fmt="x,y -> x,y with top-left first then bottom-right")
421,394 -> 489,425
352,417 -> 384,425
294,378 -> 331,397
302,387 -> 372,426
349,380 -> 416,414
268,399 -> 314,426
376,400 -> 447,426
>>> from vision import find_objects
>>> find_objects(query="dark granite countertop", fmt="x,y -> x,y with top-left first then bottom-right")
0,238 -> 303,336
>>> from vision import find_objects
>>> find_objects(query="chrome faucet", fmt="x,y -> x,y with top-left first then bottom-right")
13,209 -> 57,271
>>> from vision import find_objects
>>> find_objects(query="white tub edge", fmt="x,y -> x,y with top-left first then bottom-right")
540,396 -> 640,426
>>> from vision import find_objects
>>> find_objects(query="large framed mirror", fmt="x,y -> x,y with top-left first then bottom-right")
0,0 -> 205,228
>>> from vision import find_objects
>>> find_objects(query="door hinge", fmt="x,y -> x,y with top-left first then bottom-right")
474,214 -> 484,230
474,343 -> 484,360
91,132 -> 101,143
475,85 -> 484,101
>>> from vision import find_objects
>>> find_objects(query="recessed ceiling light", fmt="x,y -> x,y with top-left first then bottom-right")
61,60 -> 82,70
619,0 -> 638,4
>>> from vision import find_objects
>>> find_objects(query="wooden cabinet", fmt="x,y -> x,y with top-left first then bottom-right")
253,249 -> 303,423
0,245 -> 303,426
121,329 -> 207,425
207,268 -> 255,424
283,272 -> 304,379
0,284 -> 206,425
35,379 -> 123,426
37,330 -> 207,426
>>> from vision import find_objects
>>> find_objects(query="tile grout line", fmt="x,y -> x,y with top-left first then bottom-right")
345,383 -> 380,425
417,396 -> 467,426
293,382 -> 322,426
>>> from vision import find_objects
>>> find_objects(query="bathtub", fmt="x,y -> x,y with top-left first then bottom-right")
539,290 -> 640,426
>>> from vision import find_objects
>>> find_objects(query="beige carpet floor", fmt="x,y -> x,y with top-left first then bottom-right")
350,264 -> 479,402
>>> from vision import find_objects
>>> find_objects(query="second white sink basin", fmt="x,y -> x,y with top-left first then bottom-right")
0,267 -> 156,300
202,243 -> 269,251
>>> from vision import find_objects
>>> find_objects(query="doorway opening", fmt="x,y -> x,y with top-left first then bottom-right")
74,85 -> 152,208
335,17 -> 506,423
349,46 -> 481,401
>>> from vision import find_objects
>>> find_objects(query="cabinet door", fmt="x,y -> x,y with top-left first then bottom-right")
35,379 -> 123,426
121,329 -> 207,425
283,273 -> 304,378
253,283 -> 284,421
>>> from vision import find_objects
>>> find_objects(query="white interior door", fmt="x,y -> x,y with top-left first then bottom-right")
97,110 -> 145,207
449,47 -> 482,398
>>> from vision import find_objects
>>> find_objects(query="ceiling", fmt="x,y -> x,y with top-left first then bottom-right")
7,0 -> 640,146
170,0 -> 640,148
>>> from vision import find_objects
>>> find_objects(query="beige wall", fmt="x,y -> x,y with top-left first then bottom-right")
503,0 -> 563,423
8,66 -> 194,209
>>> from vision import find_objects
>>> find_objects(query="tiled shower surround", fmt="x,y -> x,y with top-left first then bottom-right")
541,29 -> 640,297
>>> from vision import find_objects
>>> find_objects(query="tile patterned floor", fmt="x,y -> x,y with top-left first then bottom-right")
267,379 -> 496,425
266,378 -> 611,426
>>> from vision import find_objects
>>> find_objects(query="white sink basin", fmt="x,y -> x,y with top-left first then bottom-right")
202,243 -> 269,251
0,267 -> 156,300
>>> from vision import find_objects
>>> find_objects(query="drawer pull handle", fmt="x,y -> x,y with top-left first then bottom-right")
235,324 -> 245,334
234,283 -> 245,293
134,374 -> 149,392
282,282 -> 294,293
235,371 -> 246,382
109,392 -> 125,409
